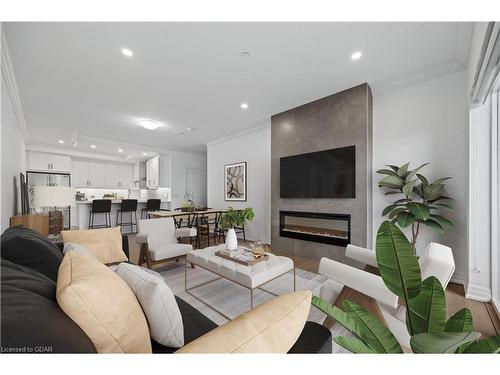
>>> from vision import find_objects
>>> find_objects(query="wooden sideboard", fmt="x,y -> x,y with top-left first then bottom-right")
9,214 -> 50,236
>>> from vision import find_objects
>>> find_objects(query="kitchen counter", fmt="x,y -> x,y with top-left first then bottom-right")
76,199 -> 169,204
73,199 -> 171,231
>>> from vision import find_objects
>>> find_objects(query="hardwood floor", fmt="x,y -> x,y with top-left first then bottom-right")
126,233 -> 500,338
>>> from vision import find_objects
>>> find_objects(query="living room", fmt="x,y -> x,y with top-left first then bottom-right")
1,1 -> 500,372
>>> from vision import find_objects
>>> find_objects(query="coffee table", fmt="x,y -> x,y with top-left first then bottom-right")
185,244 -> 295,319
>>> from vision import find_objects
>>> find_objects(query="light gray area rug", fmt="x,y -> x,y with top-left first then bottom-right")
155,262 -> 352,353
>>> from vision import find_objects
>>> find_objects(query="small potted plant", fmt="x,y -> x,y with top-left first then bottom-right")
219,207 -> 255,251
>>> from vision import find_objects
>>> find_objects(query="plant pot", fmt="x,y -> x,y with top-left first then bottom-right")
225,228 -> 238,251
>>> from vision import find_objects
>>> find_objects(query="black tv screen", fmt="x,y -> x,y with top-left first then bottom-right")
280,146 -> 355,198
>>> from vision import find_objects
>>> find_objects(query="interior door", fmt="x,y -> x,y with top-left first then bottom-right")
186,168 -> 207,207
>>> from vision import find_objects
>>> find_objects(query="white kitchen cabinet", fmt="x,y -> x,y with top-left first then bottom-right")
71,160 -> 90,187
105,163 -> 120,187
87,161 -> 106,187
27,151 -> 71,172
146,155 -> 160,188
119,164 -> 134,188
72,160 -> 105,187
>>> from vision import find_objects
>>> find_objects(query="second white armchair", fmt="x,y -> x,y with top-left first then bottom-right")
136,217 -> 197,269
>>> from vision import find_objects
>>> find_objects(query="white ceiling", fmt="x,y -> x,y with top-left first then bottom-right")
5,22 -> 472,157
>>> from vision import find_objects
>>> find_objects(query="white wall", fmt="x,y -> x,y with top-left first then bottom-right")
207,123 -> 271,243
1,73 -> 26,231
373,71 -> 469,283
169,150 -> 207,209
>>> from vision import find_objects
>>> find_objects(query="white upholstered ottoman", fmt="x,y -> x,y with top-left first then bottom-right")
185,244 -> 295,319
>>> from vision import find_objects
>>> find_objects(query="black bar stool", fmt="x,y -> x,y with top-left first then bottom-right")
141,199 -> 161,219
117,199 -> 138,233
89,199 -> 112,229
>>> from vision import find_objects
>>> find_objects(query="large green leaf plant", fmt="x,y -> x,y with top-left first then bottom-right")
312,221 -> 500,354
377,162 -> 453,252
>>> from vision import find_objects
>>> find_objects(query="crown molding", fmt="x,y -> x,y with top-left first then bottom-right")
206,121 -> 271,147
372,62 -> 467,96
1,29 -> 29,141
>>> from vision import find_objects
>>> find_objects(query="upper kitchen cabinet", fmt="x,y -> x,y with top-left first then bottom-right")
71,159 -> 105,187
27,151 -> 72,173
146,154 -> 170,189
104,162 -> 134,188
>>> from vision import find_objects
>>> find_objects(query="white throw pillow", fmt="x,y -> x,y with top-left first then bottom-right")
63,242 -> 96,258
115,263 -> 184,348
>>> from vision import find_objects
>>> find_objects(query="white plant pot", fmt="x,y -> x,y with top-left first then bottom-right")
225,228 -> 238,251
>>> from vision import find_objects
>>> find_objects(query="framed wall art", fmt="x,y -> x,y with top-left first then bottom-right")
224,161 -> 247,201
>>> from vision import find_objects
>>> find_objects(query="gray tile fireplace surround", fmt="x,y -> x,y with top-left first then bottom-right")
271,83 -> 373,266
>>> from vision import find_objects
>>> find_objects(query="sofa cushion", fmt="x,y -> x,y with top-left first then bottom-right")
150,243 -> 192,261
1,226 -> 63,282
151,296 -> 219,353
287,321 -> 333,354
1,258 -> 96,353
61,227 -> 128,264
56,251 -> 151,353
116,263 -> 184,348
176,291 -> 312,353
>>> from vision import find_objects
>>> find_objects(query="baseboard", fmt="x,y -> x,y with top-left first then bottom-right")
466,283 -> 492,302
492,298 -> 500,318
450,271 -> 466,286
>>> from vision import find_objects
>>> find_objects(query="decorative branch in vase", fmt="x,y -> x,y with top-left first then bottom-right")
377,162 -> 454,253
219,207 -> 255,251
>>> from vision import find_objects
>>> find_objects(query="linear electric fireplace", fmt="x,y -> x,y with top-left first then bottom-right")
279,211 -> 351,246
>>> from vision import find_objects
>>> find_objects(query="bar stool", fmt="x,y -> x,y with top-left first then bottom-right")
89,199 -> 112,229
117,199 -> 138,233
141,199 -> 161,219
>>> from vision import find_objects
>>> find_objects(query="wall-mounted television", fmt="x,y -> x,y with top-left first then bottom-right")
280,145 -> 356,198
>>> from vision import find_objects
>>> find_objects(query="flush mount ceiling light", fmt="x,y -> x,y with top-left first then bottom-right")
121,48 -> 133,57
58,140 -> 64,144
90,145 -> 97,149
240,103 -> 249,110
118,148 -> 124,153
139,119 -> 160,130
351,51 -> 362,60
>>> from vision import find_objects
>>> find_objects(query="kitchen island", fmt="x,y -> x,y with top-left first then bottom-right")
73,199 -> 171,231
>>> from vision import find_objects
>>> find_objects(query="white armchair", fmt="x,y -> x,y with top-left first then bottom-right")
318,242 -> 455,348
136,218 -> 197,269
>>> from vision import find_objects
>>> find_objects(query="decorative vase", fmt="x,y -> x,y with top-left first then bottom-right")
225,228 -> 238,251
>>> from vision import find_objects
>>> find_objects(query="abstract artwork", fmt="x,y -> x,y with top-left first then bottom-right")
224,161 -> 247,201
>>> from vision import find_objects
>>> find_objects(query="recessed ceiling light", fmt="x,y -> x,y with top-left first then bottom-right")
121,48 -> 133,57
142,152 -> 148,156
240,103 -> 249,110
58,140 -> 64,144
90,145 -> 96,149
139,119 -> 160,130
351,51 -> 362,60
118,148 -> 123,153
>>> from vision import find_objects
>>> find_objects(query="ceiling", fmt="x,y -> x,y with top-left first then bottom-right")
5,22 -> 472,157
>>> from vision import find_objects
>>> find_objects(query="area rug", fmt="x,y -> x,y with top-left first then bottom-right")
156,262 -> 352,353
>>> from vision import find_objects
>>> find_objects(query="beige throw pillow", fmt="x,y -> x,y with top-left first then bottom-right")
56,251 -> 152,353
176,290 -> 311,353
61,227 -> 127,264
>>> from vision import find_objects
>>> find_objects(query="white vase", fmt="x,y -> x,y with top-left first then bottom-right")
225,228 -> 238,251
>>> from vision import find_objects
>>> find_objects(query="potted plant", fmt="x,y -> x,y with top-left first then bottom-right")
377,162 -> 453,253
219,207 -> 255,251
312,220 -> 500,354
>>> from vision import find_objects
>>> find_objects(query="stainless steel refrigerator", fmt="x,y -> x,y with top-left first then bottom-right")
26,171 -> 72,229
